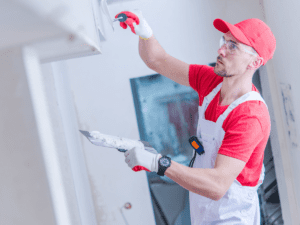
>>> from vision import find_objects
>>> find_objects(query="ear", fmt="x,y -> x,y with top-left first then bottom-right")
247,56 -> 263,70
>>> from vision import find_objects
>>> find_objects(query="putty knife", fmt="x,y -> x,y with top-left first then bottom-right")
79,130 -> 157,153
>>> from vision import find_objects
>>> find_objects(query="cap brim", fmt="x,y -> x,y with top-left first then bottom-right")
213,19 -> 251,46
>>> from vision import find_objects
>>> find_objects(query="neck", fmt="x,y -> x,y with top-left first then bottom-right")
220,77 -> 253,105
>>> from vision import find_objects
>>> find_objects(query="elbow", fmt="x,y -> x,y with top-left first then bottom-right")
214,186 -> 227,201
214,192 -> 224,201
213,178 -> 227,201
139,50 -> 157,69
145,60 -> 158,70
139,52 -> 167,71
211,185 -> 225,201
191,187 -> 223,201
139,55 -> 157,70
211,191 -> 223,201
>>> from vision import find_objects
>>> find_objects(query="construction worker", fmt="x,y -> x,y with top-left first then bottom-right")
116,9 -> 276,224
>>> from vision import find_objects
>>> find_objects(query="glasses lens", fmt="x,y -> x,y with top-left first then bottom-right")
220,36 -> 225,48
228,42 -> 237,52
220,36 -> 239,54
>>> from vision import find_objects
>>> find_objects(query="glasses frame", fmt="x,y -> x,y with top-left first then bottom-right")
219,36 -> 258,57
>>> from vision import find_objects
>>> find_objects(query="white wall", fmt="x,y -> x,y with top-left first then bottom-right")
0,0 -> 103,224
3,0 -> 295,224
55,0 -> 280,224
0,47 -> 57,225
258,0 -> 300,223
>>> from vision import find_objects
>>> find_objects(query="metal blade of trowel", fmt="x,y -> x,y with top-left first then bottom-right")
79,130 -> 94,143
79,130 -> 157,154
79,130 -> 143,152
79,130 -> 126,152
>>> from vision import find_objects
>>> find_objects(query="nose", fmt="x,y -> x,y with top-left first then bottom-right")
218,45 -> 226,57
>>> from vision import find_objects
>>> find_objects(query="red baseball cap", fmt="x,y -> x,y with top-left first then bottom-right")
213,18 -> 276,66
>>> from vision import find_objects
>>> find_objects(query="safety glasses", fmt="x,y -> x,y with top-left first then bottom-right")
219,36 -> 258,56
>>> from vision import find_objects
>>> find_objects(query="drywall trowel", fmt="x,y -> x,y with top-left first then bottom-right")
79,130 -> 157,153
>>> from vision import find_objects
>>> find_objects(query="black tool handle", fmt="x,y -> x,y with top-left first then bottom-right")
117,13 -> 128,22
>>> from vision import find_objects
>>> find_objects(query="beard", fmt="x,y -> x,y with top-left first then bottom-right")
213,64 -> 233,77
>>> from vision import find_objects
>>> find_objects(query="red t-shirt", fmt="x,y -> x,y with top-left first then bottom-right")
189,64 -> 271,187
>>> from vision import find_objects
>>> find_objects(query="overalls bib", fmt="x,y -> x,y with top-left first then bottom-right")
189,82 -> 267,224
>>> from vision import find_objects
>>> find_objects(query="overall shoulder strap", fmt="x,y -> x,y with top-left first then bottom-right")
216,91 -> 268,126
201,82 -> 223,115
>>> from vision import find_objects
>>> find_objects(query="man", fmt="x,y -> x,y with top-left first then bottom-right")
116,10 -> 276,224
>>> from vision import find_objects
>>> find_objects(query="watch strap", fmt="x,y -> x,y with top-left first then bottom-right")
157,156 -> 171,176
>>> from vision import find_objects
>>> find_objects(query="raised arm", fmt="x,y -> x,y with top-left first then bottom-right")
139,36 -> 190,87
115,10 -> 190,87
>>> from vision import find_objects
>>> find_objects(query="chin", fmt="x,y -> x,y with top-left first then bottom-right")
214,68 -> 229,77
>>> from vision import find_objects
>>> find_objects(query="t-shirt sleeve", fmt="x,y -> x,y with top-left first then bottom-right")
189,64 -> 223,106
218,116 -> 264,162
189,64 -> 210,93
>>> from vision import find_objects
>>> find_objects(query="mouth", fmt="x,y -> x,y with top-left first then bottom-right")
217,60 -> 223,64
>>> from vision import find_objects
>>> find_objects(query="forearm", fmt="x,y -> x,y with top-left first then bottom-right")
138,35 -> 167,68
164,160 -> 223,201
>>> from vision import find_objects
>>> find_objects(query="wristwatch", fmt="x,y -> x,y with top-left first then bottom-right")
157,155 -> 171,176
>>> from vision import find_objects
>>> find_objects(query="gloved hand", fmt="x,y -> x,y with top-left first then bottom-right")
115,9 -> 153,39
124,145 -> 162,172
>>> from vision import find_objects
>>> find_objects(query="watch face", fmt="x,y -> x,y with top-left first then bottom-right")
160,157 -> 170,167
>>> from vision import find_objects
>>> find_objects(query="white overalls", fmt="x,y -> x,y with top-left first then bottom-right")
189,82 -> 267,224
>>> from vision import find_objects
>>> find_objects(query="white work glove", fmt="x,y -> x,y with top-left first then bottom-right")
124,145 -> 162,172
115,9 -> 153,39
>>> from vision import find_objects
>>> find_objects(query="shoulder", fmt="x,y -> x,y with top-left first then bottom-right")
224,98 -> 270,133
189,64 -> 213,75
189,65 -> 222,90
189,64 -> 223,105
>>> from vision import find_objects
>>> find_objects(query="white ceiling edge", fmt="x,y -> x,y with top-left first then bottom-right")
106,0 -> 137,5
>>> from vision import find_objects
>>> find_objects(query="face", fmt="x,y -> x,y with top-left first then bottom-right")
214,31 -> 260,78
